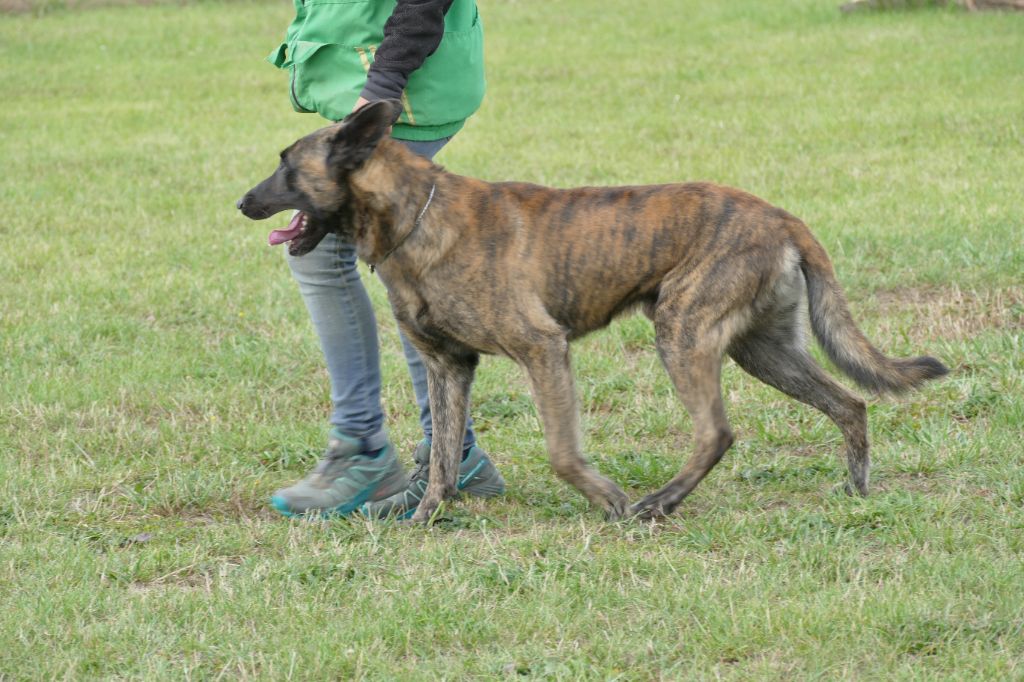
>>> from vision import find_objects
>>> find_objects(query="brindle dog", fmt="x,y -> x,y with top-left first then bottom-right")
237,100 -> 948,522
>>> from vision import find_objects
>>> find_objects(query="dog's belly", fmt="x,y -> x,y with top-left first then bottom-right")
542,280 -> 661,340
529,225 -> 681,337
486,185 -> 706,336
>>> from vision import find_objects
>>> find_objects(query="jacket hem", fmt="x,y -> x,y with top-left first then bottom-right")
391,119 -> 466,141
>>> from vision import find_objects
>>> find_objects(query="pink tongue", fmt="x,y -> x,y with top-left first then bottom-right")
268,212 -> 304,246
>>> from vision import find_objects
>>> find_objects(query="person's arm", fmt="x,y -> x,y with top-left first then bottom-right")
358,0 -> 455,104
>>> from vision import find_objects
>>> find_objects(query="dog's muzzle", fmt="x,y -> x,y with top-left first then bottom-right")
236,193 -> 261,218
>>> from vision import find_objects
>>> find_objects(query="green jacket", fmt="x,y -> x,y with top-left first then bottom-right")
268,0 -> 485,141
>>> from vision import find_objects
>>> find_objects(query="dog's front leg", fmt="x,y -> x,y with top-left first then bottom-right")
520,339 -> 630,520
411,351 -> 478,523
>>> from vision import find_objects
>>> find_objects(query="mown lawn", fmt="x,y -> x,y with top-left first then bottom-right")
2,0 -> 1023,678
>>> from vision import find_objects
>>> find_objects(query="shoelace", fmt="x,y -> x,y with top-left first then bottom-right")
312,447 -> 359,477
408,461 -> 430,484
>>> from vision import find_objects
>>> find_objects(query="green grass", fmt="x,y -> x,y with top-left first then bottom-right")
2,0 -> 1023,678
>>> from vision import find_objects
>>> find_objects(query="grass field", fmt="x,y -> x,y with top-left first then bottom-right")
2,0 -> 1024,678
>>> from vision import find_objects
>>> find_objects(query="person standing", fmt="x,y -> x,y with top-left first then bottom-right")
265,0 -> 505,519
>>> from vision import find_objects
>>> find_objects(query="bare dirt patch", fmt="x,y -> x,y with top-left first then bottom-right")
862,285 -> 1024,344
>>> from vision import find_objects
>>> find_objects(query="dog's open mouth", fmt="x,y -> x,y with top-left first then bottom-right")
267,210 -> 332,256
268,211 -> 307,246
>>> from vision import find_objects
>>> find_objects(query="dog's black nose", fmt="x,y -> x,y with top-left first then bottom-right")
236,196 -> 247,211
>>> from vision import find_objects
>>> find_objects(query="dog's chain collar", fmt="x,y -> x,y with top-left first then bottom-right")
370,182 -> 436,273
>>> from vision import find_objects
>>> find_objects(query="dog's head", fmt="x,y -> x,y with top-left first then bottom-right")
236,99 -> 402,256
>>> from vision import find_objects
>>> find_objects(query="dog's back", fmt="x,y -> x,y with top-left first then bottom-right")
426,175 -> 805,341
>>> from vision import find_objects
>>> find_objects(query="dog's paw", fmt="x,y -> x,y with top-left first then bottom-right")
411,497 -> 443,524
628,497 -> 668,521
836,481 -> 869,498
603,489 -> 631,521
410,507 -> 433,524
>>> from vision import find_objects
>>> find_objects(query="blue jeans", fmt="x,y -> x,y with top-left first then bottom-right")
285,136 -> 476,453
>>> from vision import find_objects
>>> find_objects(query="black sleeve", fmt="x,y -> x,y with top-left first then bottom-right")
359,0 -> 455,102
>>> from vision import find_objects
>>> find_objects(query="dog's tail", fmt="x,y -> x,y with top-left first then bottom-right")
788,222 -> 949,394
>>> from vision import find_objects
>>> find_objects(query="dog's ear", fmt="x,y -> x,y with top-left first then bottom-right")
327,99 -> 403,173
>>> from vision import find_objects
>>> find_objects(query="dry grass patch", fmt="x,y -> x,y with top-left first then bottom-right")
863,285 -> 1024,344
874,471 -> 949,495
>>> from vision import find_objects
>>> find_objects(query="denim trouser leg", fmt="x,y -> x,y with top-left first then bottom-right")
286,136 -> 476,452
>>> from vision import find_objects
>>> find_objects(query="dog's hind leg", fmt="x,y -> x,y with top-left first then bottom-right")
629,334 -> 736,519
519,337 -> 630,520
411,351 -> 478,523
629,275 -> 751,519
729,318 -> 870,497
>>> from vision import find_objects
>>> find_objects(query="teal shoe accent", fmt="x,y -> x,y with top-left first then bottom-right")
458,459 -> 486,489
270,495 -> 299,518
458,445 -> 506,498
315,485 -> 376,518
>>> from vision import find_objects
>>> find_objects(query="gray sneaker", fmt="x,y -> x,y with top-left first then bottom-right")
270,429 -> 408,518
362,440 -> 506,519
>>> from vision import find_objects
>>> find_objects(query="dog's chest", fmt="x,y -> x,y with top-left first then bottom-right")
387,279 -> 508,356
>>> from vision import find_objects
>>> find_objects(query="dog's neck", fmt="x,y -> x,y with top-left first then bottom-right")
368,182 -> 435,273
349,139 -> 445,271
